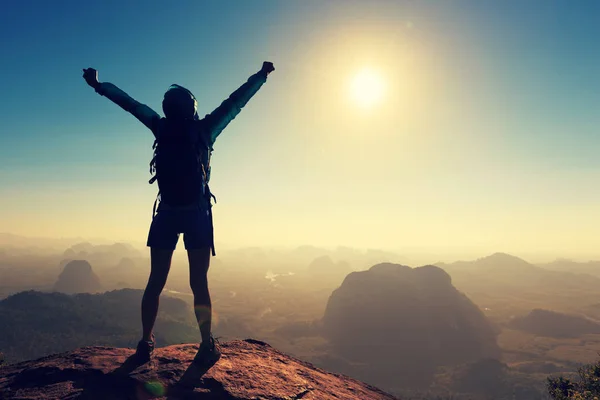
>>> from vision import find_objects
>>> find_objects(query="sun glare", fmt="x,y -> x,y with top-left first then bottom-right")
349,68 -> 385,108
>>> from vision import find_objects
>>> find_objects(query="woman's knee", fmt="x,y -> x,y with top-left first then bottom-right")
146,248 -> 173,295
145,276 -> 168,296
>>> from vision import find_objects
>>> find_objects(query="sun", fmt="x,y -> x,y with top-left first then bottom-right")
349,68 -> 385,108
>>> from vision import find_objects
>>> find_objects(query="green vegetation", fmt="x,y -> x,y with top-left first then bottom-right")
548,360 -> 600,399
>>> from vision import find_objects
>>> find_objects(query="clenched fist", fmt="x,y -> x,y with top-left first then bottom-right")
82,68 -> 100,89
261,62 -> 275,76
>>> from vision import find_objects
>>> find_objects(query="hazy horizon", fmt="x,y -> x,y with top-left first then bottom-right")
2,231 -> 599,266
2,1 -> 600,262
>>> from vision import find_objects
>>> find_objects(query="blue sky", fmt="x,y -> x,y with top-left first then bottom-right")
1,0 -> 599,259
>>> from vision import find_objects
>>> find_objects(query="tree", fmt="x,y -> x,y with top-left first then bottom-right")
548,360 -> 600,399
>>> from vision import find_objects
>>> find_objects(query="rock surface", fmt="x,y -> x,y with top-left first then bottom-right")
0,339 -> 397,400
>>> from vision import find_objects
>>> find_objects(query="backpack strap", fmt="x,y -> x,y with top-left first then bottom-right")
204,181 -> 217,205
149,139 -> 158,184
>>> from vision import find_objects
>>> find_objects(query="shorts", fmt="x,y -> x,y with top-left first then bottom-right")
147,202 -> 214,252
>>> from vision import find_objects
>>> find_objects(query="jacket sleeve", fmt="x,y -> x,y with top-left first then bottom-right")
204,70 -> 268,144
96,82 -> 161,134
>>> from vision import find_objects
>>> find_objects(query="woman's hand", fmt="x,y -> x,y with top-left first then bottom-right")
261,62 -> 275,76
82,68 -> 100,89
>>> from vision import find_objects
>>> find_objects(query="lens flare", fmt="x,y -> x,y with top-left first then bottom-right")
144,381 -> 165,396
136,380 -> 166,399
194,305 -> 219,327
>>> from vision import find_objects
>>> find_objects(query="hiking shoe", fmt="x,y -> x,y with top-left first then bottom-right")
193,335 -> 221,367
135,335 -> 155,362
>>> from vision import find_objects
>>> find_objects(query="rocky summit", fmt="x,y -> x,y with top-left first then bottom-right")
0,339 -> 397,400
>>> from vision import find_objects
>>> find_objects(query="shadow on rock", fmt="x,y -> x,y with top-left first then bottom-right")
75,356 -> 166,399
74,373 -> 139,399
176,362 -> 212,388
112,354 -> 149,376
166,362 -> 231,399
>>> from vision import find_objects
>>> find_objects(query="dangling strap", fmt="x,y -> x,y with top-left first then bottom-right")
208,205 -> 216,257
203,182 -> 217,256
152,191 -> 161,219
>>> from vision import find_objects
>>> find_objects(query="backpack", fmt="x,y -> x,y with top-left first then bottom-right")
148,118 -> 214,213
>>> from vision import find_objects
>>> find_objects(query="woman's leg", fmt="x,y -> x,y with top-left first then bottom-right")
187,247 -> 212,344
141,247 -> 174,341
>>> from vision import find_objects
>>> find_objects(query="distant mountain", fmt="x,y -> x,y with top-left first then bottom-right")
308,255 -> 352,276
53,260 -> 102,294
114,257 -> 137,270
437,252 -> 537,273
322,263 -> 500,390
62,242 -> 141,268
435,253 -> 600,317
509,309 -> 600,338
537,258 -> 600,277
289,245 -> 331,262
